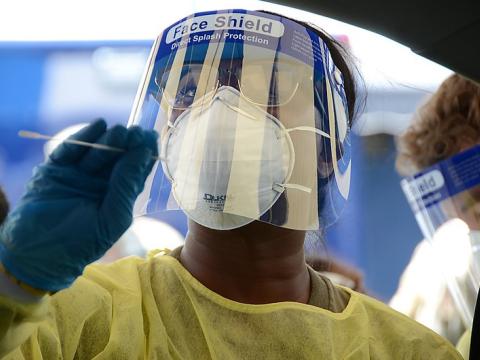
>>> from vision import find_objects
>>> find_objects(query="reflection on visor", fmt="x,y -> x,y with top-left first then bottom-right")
155,60 -> 303,109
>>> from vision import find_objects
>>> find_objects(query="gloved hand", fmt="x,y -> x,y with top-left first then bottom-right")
0,119 -> 158,292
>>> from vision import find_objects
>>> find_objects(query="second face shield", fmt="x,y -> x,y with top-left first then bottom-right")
401,145 -> 480,326
129,9 -> 351,231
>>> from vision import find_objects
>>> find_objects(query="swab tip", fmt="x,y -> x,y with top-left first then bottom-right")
18,130 -> 39,138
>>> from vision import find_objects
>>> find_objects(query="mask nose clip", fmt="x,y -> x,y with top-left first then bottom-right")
213,87 -> 258,121
214,86 -> 238,103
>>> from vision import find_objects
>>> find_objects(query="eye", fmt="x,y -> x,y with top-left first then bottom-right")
176,81 -> 197,104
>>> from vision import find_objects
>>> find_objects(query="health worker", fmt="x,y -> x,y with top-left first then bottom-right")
395,74 -> 480,359
0,9 -> 462,359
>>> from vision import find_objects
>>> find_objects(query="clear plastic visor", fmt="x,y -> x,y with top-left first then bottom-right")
129,10 -> 351,231
401,144 -> 480,327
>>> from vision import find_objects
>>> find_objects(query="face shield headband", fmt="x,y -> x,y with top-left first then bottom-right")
401,144 -> 480,327
128,9 -> 351,231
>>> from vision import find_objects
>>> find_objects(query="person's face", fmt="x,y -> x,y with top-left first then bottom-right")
153,51 -> 348,231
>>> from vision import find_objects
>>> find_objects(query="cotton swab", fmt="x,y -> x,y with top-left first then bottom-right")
18,130 -> 163,161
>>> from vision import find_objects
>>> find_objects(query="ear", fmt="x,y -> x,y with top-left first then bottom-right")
458,137 -> 477,153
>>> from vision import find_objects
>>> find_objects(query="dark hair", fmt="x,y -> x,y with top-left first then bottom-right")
0,187 -> 9,225
258,10 -> 363,127
255,11 -> 364,243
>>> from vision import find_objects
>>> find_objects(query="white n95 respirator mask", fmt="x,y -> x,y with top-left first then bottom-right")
160,86 -> 318,230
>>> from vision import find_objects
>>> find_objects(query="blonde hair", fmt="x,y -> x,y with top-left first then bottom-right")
396,74 -> 480,176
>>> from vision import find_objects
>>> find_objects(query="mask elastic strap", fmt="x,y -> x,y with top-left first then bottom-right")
272,126 -> 327,194
273,183 -> 312,193
286,126 -> 331,139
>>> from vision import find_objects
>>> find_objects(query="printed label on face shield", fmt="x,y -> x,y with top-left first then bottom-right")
403,170 -> 445,202
401,169 -> 447,213
157,10 -> 323,67
166,14 -> 285,44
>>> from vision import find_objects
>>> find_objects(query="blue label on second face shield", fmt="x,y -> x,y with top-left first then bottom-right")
402,145 -> 480,212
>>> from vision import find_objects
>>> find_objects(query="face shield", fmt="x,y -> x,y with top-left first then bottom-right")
401,144 -> 480,326
129,9 -> 351,231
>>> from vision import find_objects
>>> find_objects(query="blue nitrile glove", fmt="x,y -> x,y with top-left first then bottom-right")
0,119 -> 158,292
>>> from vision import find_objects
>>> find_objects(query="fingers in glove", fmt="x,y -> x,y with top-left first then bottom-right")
98,128 -> 158,241
50,119 -> 107,166
126,126 -> 158,153
127,127 -> 158,187
77,125 -> 128,175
